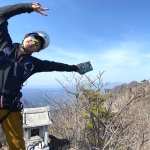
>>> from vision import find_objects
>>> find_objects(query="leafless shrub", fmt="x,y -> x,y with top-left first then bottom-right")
41,72 -> 150,150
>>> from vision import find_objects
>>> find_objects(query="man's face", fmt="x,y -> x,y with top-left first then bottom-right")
23,35 -> 42,52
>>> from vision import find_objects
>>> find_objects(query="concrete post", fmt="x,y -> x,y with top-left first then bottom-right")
44,132 -> 48,146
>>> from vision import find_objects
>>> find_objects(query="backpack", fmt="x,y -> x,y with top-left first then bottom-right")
0,43 -> 34,122
0,43 -> 34,89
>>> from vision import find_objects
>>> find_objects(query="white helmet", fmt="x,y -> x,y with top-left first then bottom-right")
29,30 -> 50,50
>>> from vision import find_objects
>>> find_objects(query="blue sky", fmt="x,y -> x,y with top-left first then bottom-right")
2,0 -> 150,87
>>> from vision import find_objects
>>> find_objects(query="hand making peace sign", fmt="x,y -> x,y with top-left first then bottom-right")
32,2 -> 49,16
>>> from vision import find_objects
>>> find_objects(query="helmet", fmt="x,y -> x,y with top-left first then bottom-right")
28,30 -> 50,50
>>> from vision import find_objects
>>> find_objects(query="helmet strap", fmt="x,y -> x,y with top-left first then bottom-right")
21,41 -> 32,54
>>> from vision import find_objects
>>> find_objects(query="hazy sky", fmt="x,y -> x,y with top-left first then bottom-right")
1,0 -> 150,87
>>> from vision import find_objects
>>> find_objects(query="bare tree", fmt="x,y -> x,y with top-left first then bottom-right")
41,72 -> 150,150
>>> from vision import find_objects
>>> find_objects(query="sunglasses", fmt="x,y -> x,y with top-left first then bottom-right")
30,35 -> 41,49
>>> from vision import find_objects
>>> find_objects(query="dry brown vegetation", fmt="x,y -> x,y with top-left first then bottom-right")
43,72 -> 150,150
0,72 -> 150,150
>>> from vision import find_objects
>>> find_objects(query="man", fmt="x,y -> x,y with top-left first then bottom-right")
0,2 -> 80,150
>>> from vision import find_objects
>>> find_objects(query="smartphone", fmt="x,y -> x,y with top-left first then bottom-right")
77,61 -> 93,75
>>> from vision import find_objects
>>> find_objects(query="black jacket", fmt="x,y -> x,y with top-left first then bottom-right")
0,3 -> 78,94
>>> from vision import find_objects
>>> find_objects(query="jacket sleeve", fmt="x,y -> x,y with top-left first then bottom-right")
0,3 -> 33,21
32,57 -> 78,73
0,3 -> 34,50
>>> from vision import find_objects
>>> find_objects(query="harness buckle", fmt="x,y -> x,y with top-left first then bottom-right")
0,95 -> 3,108
10,97 -> 23,111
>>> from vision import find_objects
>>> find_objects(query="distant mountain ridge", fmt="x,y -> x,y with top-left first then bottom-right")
20,82 -> 122,108
21,87 -> 65,108
22,81 -> 144,108
105,81 -> 140,93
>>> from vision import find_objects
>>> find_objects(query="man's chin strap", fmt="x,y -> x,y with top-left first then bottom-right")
21,40 -> 32,54
21,45 -> 32,54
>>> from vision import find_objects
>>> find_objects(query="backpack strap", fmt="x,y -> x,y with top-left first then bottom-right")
4,46 -> 13,55
0,46 -> 14,66
0,44 -> 34,89
0,43 -> 20,66
18,55 -> 34,87
0,43 -> 24,124
4,43 -> 20,59
8,43 -> 34,87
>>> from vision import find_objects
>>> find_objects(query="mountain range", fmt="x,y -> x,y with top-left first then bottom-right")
20,82 -> 122,108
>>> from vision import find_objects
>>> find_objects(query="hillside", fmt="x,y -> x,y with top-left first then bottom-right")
105,80 -> 150,149
0,80 -> 149,149
48,80 -> 150,150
